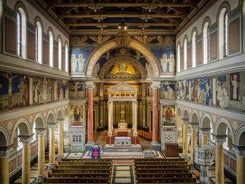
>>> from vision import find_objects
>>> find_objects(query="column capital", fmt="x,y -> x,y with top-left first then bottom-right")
48,122 -> 57,128
36,128 -> 47,136
190,121 -> 199,129
232,145 -> 245,158
212,134 -> 227,145
57,118 -> 65,122
0,145 -> 13,158
85,81 -> 95,89
151,81 -> 161,89
181,118 -> 189,124
18,134 -> 33,145
200,127 -> 211,136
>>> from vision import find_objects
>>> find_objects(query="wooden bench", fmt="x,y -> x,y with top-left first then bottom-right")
44,177 -> 111,183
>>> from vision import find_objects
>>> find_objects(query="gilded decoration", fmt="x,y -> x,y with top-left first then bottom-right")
99,55 -> 145,79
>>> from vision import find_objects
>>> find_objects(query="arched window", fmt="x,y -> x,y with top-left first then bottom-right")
35,21 -> 42,64
49,30 -> 54,67
65,43 -> 69,72
16,7 -> 27,59
192,31 -> 197,67
203,21 -> 209,64
183,38 -> 187,70
219,8 -> 228,59
58,38 -> 62,70
177,43 -> 181,72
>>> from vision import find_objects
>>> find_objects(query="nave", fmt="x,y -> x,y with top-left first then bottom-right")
12,130 -> 235,184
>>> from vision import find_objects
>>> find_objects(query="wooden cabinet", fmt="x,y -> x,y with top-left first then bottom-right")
164,143 -> 179,157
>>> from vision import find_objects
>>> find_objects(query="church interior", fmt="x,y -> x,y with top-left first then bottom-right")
0,0 -> 245,184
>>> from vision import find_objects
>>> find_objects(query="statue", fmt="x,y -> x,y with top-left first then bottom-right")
120,110 -> 125,120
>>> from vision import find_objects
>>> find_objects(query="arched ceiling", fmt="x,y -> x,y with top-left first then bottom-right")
36,0 -> 209,36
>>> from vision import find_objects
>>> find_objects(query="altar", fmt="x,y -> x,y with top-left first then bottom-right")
114,136 -> 131,146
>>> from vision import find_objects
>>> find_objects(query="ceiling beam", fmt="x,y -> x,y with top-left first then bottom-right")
49,2 -> 195,8
66,22 -> 177,27
62,14 -> 185,19
70,28 -> 175,36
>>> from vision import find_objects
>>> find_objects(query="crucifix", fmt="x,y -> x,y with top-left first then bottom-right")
120,110 -> 125,120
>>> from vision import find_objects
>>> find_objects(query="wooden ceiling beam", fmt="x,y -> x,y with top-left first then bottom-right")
49,2 -> 195,8
62,14 -> 186,19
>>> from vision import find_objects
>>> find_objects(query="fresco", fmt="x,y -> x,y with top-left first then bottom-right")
162,105 -> 175,124
217,75 -> 229,108
70,47 -> 94,73
162,82 -> 175,99
190,77 -> 212,105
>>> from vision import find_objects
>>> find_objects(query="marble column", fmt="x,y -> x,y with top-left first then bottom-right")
86,81 -> 94,143
108,101 -> 113,136
182,118 -> 189,155
200,128 -> 211,148
0,146 -> 12,184
151,81 -> 160,148
48,122 -> 57,167
141,83 -> 146,127
57,119 -> 64,158
233,145 -> 245,184
19,135 -> 33,184
214,135 -> 226,184
190,122 -> 198,162
36,128 -> 47,182
133,101 -> 138,136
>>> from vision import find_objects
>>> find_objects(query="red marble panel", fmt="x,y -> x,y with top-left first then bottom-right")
230,158 -> 237,171
28,31 -> 35,60
196,42 -> 202,65
187,47 -> 192,68
210,32 -> 217,60
53,46 -> 58,68
5,17 -> 16,54
229,18 -> 240,53
9,159 -> 16,172
43,40 -> 49,65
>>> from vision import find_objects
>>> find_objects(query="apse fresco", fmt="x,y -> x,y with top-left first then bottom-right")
190,77 -> 212,105
70,47 -> 94,73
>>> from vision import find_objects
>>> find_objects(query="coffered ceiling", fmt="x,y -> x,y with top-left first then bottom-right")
36,0 -> 209,36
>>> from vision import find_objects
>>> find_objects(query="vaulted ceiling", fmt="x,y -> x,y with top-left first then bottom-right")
36,0 -> 209,36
